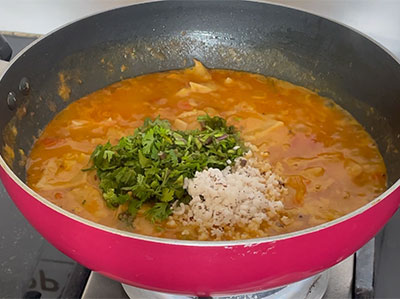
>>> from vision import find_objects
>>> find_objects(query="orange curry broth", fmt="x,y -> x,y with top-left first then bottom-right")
26,61 -> 387,240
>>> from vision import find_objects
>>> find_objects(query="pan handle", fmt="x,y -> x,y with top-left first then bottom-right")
0,34 -> 11,76
0,34 -> 12,61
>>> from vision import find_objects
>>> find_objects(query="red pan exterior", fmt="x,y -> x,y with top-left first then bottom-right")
1,161 -> 399,296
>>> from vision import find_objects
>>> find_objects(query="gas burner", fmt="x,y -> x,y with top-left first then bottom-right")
122,271 -> 329,299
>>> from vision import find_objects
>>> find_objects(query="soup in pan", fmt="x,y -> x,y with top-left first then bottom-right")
27,61 -> 387,241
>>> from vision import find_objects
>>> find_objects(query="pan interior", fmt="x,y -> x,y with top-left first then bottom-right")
1,1 -> 400,190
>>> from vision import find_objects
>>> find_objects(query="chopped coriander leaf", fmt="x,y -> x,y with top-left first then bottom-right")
85,115 -> 246,223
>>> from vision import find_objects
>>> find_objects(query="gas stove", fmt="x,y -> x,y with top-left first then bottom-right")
1,3 -> 400,294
